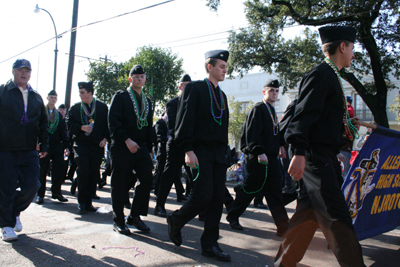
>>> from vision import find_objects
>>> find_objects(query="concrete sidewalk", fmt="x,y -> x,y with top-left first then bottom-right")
1,179 -> 399,267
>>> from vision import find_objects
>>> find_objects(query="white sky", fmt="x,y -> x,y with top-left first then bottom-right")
0,0 -> 306,105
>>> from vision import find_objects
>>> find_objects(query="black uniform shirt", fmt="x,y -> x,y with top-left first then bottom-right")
47,108 -> 69,149
241,101 -> 280,157
166,96 -> 179,138
67,100 -> 110,146
154,118 -> 168,144
108,90 -> 153,152
175,79 -> 229,155
285,62 -> 346,156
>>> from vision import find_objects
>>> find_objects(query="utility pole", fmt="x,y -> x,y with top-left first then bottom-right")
99,54 -> 112,63
65,0 -> 79,110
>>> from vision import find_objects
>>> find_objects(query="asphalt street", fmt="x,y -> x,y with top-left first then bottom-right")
1,177 -> 399,267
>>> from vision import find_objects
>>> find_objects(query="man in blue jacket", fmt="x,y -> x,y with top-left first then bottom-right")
0,59 -> 49,242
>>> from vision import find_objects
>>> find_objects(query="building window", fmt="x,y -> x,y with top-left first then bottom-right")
354,94 -> 373,121
241,101 -> 249,111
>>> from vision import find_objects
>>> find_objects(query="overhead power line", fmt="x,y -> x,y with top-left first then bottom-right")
1,4 -> 393,65
0,0 -> 175,65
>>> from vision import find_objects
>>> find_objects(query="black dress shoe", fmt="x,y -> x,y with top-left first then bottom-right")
70,179 -> 77,195
126,216 -> 150,232
113,223 -> 131,235
202,246 -> 231,262
52,194 -> 68,202
253,203 -> 269,209
167,213 -> 182,246
154,206 -> 167,217
77,204 -> 87,214
85,205 -> 98,212
36,196 -> 44,204
91,194 -> 100,199
227,217 -> 243,230
177,195 -> 188,202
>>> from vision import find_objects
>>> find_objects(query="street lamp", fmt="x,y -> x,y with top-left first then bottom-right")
34,4 -> 58,91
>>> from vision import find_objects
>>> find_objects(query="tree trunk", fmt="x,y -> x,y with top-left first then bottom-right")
342,72 -> 389,128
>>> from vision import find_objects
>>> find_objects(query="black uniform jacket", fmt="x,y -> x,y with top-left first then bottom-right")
285,62 -> 346,156
0,80 -> 49,152
108,90 -> 153,152
278,99 -> 297,146
175,79 -> 229,159
67,99 -> 110,147
48,109 -> 69,149
154,118 -> 168,144
166,96 -> 179,139
241,101 -> 280,157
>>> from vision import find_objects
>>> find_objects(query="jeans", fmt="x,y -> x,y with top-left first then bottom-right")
0,150 -> 40,228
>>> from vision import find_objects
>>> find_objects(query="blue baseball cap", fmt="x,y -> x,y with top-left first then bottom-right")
12,59 -> 32,70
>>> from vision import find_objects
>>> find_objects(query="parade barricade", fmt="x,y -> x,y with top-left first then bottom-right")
342,126 -> 400,240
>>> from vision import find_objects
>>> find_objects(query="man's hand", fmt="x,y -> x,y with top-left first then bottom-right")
258,153 -> 268,164
64,148 -> 70,157
288,155 -> 305,181
351,116 -> 361,130
125,138 -> 140,154
279,146 -> 286,159
39,152 -> 48,158
337,153 -> 346,162
99,138 -> 107,148
185,151 -> 199,167
81,125 -> 93,134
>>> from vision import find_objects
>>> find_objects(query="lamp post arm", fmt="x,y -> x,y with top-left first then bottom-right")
39,7 -> 58,91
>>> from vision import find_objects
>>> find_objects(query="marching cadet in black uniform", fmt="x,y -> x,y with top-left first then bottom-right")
153,112 -> 168,194
167,51 -> 231,262
109,65 -> 154,235
226,79 -> 289,236
154,74 -> 193,217
67,82 -> 109,214
274,26 -> 366,267
36,90 -> 70,204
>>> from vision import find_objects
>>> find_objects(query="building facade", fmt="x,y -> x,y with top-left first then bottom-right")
220,72 -> 400,134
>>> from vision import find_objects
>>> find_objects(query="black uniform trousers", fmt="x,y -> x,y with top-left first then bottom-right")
153,141 -> 167,196
170,150 -> 227,249
227,154 -> 289,229
274,146 -> 365,267
156,139 -> 187,207
74,143 -> 103,207
66,150 -> 77,181
38,142 -> 65,197
110,143 -> 153,225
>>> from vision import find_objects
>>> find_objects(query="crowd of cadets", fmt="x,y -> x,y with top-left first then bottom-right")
1,25 -> 367,266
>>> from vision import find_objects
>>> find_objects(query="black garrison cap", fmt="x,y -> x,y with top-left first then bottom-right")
179,74 -> 191,82
78,81 -> 94,90
130,65 -> 145,75
48,90 -> 57,96
205,50 -> 229,62
264,79 -> 280,88
58,104 -> 66,109
318,26 -> 357,44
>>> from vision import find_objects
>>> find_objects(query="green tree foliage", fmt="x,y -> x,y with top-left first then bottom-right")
206,0 -> 400,128
87,61 -> 126,104
389,93 -> 400,124
127,46 -> 184,113
228,96 -> 253,150
87,46 -> 184,116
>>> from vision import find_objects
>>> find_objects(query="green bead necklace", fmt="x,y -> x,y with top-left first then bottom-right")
324,58 -> 359,140
46,105 -> 59,134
